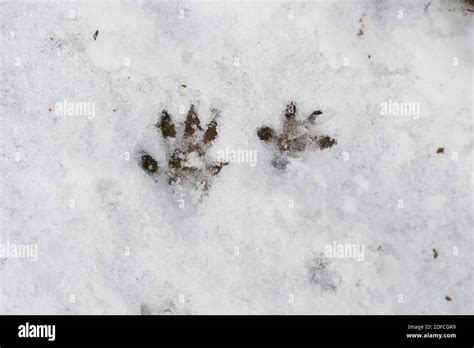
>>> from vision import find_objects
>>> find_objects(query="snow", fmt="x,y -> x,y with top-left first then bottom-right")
0,0 -> 472,314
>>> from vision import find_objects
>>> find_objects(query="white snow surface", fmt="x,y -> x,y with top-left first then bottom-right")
0,0 -> 472,314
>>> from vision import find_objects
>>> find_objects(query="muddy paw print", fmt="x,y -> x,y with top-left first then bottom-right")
257,102 -> 337,168
141,105 -> 228,190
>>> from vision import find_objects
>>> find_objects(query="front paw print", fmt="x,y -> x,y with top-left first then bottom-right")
141,105 -> 228,190
257,102 -> 337,168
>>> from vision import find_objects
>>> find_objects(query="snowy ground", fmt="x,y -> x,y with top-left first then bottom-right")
0,0 -> 472,314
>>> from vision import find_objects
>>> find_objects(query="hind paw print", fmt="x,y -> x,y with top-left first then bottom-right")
257,102 -> 337,168
141,105 -> 228,190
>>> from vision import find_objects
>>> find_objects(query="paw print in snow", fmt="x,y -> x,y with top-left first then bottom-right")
141,105 -> 228,190
257,102 -> 337,168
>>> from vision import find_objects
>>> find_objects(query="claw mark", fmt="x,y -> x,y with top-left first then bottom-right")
357,15 -> 365,38
159,110 -> 177,138
183,105 -> 203,138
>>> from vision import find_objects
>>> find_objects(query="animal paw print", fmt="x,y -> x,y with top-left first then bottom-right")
141,105 -> 228,190
306,256 -> 340,292
257,102 -> 337,168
